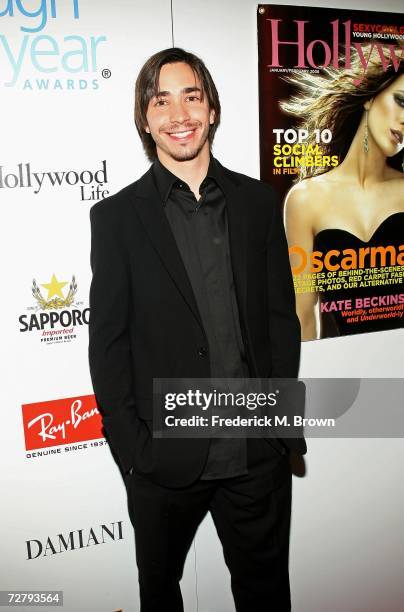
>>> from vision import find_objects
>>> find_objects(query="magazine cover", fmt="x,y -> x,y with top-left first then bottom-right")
258,5 -> 404,340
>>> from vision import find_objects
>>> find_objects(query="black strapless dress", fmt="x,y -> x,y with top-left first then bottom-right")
313,212 -> 404,338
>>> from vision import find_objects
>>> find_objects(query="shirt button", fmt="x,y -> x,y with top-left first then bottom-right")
198,347 -> 208,357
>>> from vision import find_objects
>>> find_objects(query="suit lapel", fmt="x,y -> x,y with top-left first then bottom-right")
132,162 -> 249,331
132,167 -> 204,330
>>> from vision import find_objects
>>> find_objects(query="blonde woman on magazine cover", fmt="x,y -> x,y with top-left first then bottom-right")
283,43 -> 404,340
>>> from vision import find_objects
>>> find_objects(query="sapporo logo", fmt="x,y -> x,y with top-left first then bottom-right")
0,0 -> 107,90
0,160 -> 109,200
19,273 -> 90,344
32,274 -> 77,310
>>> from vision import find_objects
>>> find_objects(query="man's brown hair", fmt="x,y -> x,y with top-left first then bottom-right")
135,47 -> 221,161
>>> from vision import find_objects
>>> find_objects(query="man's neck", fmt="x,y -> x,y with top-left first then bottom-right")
156,145 -> 210,200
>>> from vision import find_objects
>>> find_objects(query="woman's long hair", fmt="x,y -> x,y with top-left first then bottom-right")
280,41 -> 404,179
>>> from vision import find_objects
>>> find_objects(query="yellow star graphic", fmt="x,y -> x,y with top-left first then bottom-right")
41,274 -> 68,299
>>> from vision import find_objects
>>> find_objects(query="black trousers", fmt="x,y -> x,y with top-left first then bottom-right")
124,438 -> 292,612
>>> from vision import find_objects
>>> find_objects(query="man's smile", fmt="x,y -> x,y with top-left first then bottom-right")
164,127 -> 198,142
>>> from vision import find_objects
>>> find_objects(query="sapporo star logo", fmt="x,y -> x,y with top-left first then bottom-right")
32,274 -> 78,310
41,274 -> 68,299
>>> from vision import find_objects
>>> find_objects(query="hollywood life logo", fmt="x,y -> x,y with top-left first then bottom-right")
22,394 -> 103,451
26,520 -> 123,559
0,159 -> 109,200
0,0 -> 108,90
19,273 -> 90,344
265,18 -> 403,85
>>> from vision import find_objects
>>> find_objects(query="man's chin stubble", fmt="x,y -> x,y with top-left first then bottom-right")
159,131 -> 210,162
169,147 -> 203,162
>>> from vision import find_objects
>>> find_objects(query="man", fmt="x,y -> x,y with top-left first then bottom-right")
89,47 -> 306,612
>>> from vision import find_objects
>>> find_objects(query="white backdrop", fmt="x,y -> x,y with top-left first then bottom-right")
1,1 -> 403,611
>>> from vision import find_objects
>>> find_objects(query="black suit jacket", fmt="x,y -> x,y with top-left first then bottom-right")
88,160 -> 306,487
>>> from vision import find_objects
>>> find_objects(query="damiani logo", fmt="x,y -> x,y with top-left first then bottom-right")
0,161 -> 109,200
19,273 -> 89,339
26,521 -> 123,559
0,0 -> 107,89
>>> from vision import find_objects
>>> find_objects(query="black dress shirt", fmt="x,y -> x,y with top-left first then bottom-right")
153,157 -> 250,479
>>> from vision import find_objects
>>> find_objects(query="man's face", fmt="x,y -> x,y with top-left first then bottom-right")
145,62 -> 215,162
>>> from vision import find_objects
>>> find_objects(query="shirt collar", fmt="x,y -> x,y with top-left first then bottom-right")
152,156 -> 224,206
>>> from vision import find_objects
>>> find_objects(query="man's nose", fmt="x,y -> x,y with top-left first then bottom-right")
170,99 -> 190,123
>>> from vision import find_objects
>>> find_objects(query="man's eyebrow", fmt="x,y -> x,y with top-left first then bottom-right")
154,86 -> 202,97
183,86 -> 202,94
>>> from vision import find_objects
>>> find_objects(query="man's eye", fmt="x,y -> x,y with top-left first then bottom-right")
186,96 -> 201,102
155,99 -> 167,106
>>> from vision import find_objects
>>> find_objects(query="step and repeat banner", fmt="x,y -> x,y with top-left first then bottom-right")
2,2 -> 403,612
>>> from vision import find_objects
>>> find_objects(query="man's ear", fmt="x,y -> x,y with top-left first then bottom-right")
145,125 -> 150,134
209,109 -> 215,125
